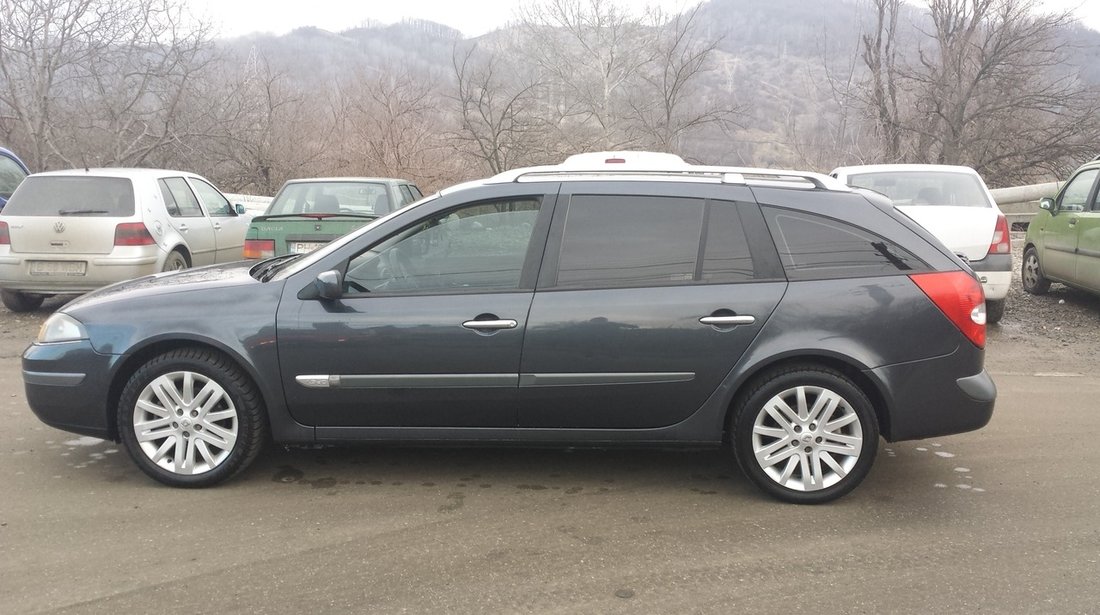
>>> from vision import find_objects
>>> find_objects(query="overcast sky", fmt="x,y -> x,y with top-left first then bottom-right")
192,0 -> 1100,39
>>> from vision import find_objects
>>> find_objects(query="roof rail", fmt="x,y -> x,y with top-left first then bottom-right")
496,167 -> 848,191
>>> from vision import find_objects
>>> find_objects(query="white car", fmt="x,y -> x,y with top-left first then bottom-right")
830,164 -> 1012,324
0,168 -> 251,312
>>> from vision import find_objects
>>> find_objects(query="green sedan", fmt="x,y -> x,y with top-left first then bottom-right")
244,178 -> 423,259
1023,158 -> 1100,296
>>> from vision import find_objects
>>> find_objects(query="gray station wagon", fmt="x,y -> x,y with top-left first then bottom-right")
22,152 -> 995,503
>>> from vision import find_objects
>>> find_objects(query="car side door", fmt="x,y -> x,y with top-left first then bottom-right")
187,177 -> 248,262
159,177 -> 216,266
517,182 -> 787,429
1074,180 -> 1100,292
1041,168 -> 1098,282
277,183 -> 558,430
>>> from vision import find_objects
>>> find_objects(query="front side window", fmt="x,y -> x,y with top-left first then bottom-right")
162,177 -> 203,217
1058,169 -> 1099,213
344,198 -> 541,294
764,207 -> 924,280
189,178 -> 233,216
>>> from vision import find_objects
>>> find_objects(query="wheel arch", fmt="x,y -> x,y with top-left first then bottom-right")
167,245 -> 192,267
721,352 -> 891,444
105,336 -> 267,441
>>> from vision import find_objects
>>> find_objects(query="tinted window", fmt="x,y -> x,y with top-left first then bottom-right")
0,155 -> 27,199
847,171 -> 992,207
556,195 -> 704,288
3,176 -> 134,216
189,178 -> 232,216
163,177 -> 203,217
702,201 -> 755,283
344,198 -> 541,294
268,181 -> 391,216
1058,169 -> 1098,213
764,207 -> 923,279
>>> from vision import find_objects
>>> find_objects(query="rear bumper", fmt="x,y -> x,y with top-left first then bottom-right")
0,249 -> 161,294
869,348 -> 995,442
22,340 -> 117,439
969,253 -> 1011,300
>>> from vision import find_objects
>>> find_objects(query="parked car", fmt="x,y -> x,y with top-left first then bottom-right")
0,147 -> 30,210
830,164 -> 1012,324
22,152 -> 995,503
0,168 -> 250,312
243,177 -> 422,259
1022,157 -> 1100,297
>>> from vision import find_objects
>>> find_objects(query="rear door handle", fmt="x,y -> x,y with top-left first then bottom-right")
213,222 -> 222,230
699,315 -> 756,326
462,319 -> 518,330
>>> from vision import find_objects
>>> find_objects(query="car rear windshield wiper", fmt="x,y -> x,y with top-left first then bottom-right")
59,209 -> 111,216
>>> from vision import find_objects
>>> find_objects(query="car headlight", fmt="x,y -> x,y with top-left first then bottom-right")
37,313 -> 88,343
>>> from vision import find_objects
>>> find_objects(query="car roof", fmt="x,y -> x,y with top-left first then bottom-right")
831,164 -> 982,177
439,151 -> 850,197
282,177 -> 411,185
0,147 -> 29,171
26,168 -> 205,180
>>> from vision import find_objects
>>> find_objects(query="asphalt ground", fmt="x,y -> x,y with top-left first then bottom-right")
1,303 -> 1098,613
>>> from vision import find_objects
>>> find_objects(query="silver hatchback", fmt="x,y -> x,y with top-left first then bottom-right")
0,168 -> 251,311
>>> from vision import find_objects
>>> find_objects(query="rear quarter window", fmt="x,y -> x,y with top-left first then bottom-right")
763,207 -> 926,280
2,176 -> 135,217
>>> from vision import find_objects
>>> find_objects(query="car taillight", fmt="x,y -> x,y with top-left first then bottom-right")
910,271 -> 986,349
114,222 -> 155,246
243,239 -> 275,259
989,214 -> 1010,255
0,221 -> 8,245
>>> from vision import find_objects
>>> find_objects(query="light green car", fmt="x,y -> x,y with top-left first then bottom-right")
1022,158 -> 1100,296
244,178 -> 422,259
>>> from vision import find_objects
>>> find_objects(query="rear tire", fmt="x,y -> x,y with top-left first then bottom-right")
1,289 -> 45,312
985,298 -> 1005,325
117,348 -> 267,487
732,365 -> 878,504
1021,247 -> 1050,294
162,250 -> 189,272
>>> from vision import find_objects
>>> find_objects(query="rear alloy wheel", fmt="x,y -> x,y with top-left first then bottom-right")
1,289 -> 45,312
118,348 -> 267,487
1021,247 -> 1050,294
733,366 -> 878,504
985,298 -> 1005,325
162,250 -> 189,272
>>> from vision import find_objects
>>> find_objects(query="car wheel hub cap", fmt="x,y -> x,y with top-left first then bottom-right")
751,385 -> 863,492
133,370 -> 238,476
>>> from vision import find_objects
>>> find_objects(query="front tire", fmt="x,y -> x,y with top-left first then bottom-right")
732,365 -> 878,504
1,289 -> 45,312
117,348 -> 267,487
1021,247 -> 1050,294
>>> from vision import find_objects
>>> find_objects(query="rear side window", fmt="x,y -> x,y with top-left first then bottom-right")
763,207 -> 924,280
162,178 -> 203,217
3,176 -> 134,216
553,195 -> 757,289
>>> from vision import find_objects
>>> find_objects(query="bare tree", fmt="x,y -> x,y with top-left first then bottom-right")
860,0 -> 903,160
0,0 -> 214,169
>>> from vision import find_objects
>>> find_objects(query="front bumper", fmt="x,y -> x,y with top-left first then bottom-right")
22,340 -> 118,439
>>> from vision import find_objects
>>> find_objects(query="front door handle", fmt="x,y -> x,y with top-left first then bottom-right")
462,319 -> 518,330
699,315 -> 756,326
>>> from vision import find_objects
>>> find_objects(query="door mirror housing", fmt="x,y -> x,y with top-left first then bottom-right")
1039,197 -> 1054,212
298,269 -> 344,301
235,203 -> 247,215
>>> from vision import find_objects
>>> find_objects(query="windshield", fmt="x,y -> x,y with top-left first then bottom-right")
2,176 -> 135,216
266,181 -> 392,216
847,171 -> 992,208
269,193 -> 441,281
0,155 -> 28,200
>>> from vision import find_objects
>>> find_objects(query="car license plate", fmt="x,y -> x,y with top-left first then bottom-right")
29,260 -> 87,276
290,242 -> 325,254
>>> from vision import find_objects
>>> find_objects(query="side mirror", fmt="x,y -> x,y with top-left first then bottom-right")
1039,197 -> 1054,211
235,203 -> 247,215
312,270 -> 343,300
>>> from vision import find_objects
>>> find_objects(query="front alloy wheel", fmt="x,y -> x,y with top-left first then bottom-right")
1021,248 -> 1050,294
118,348 -> 266,487
734,366 -> 878,503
